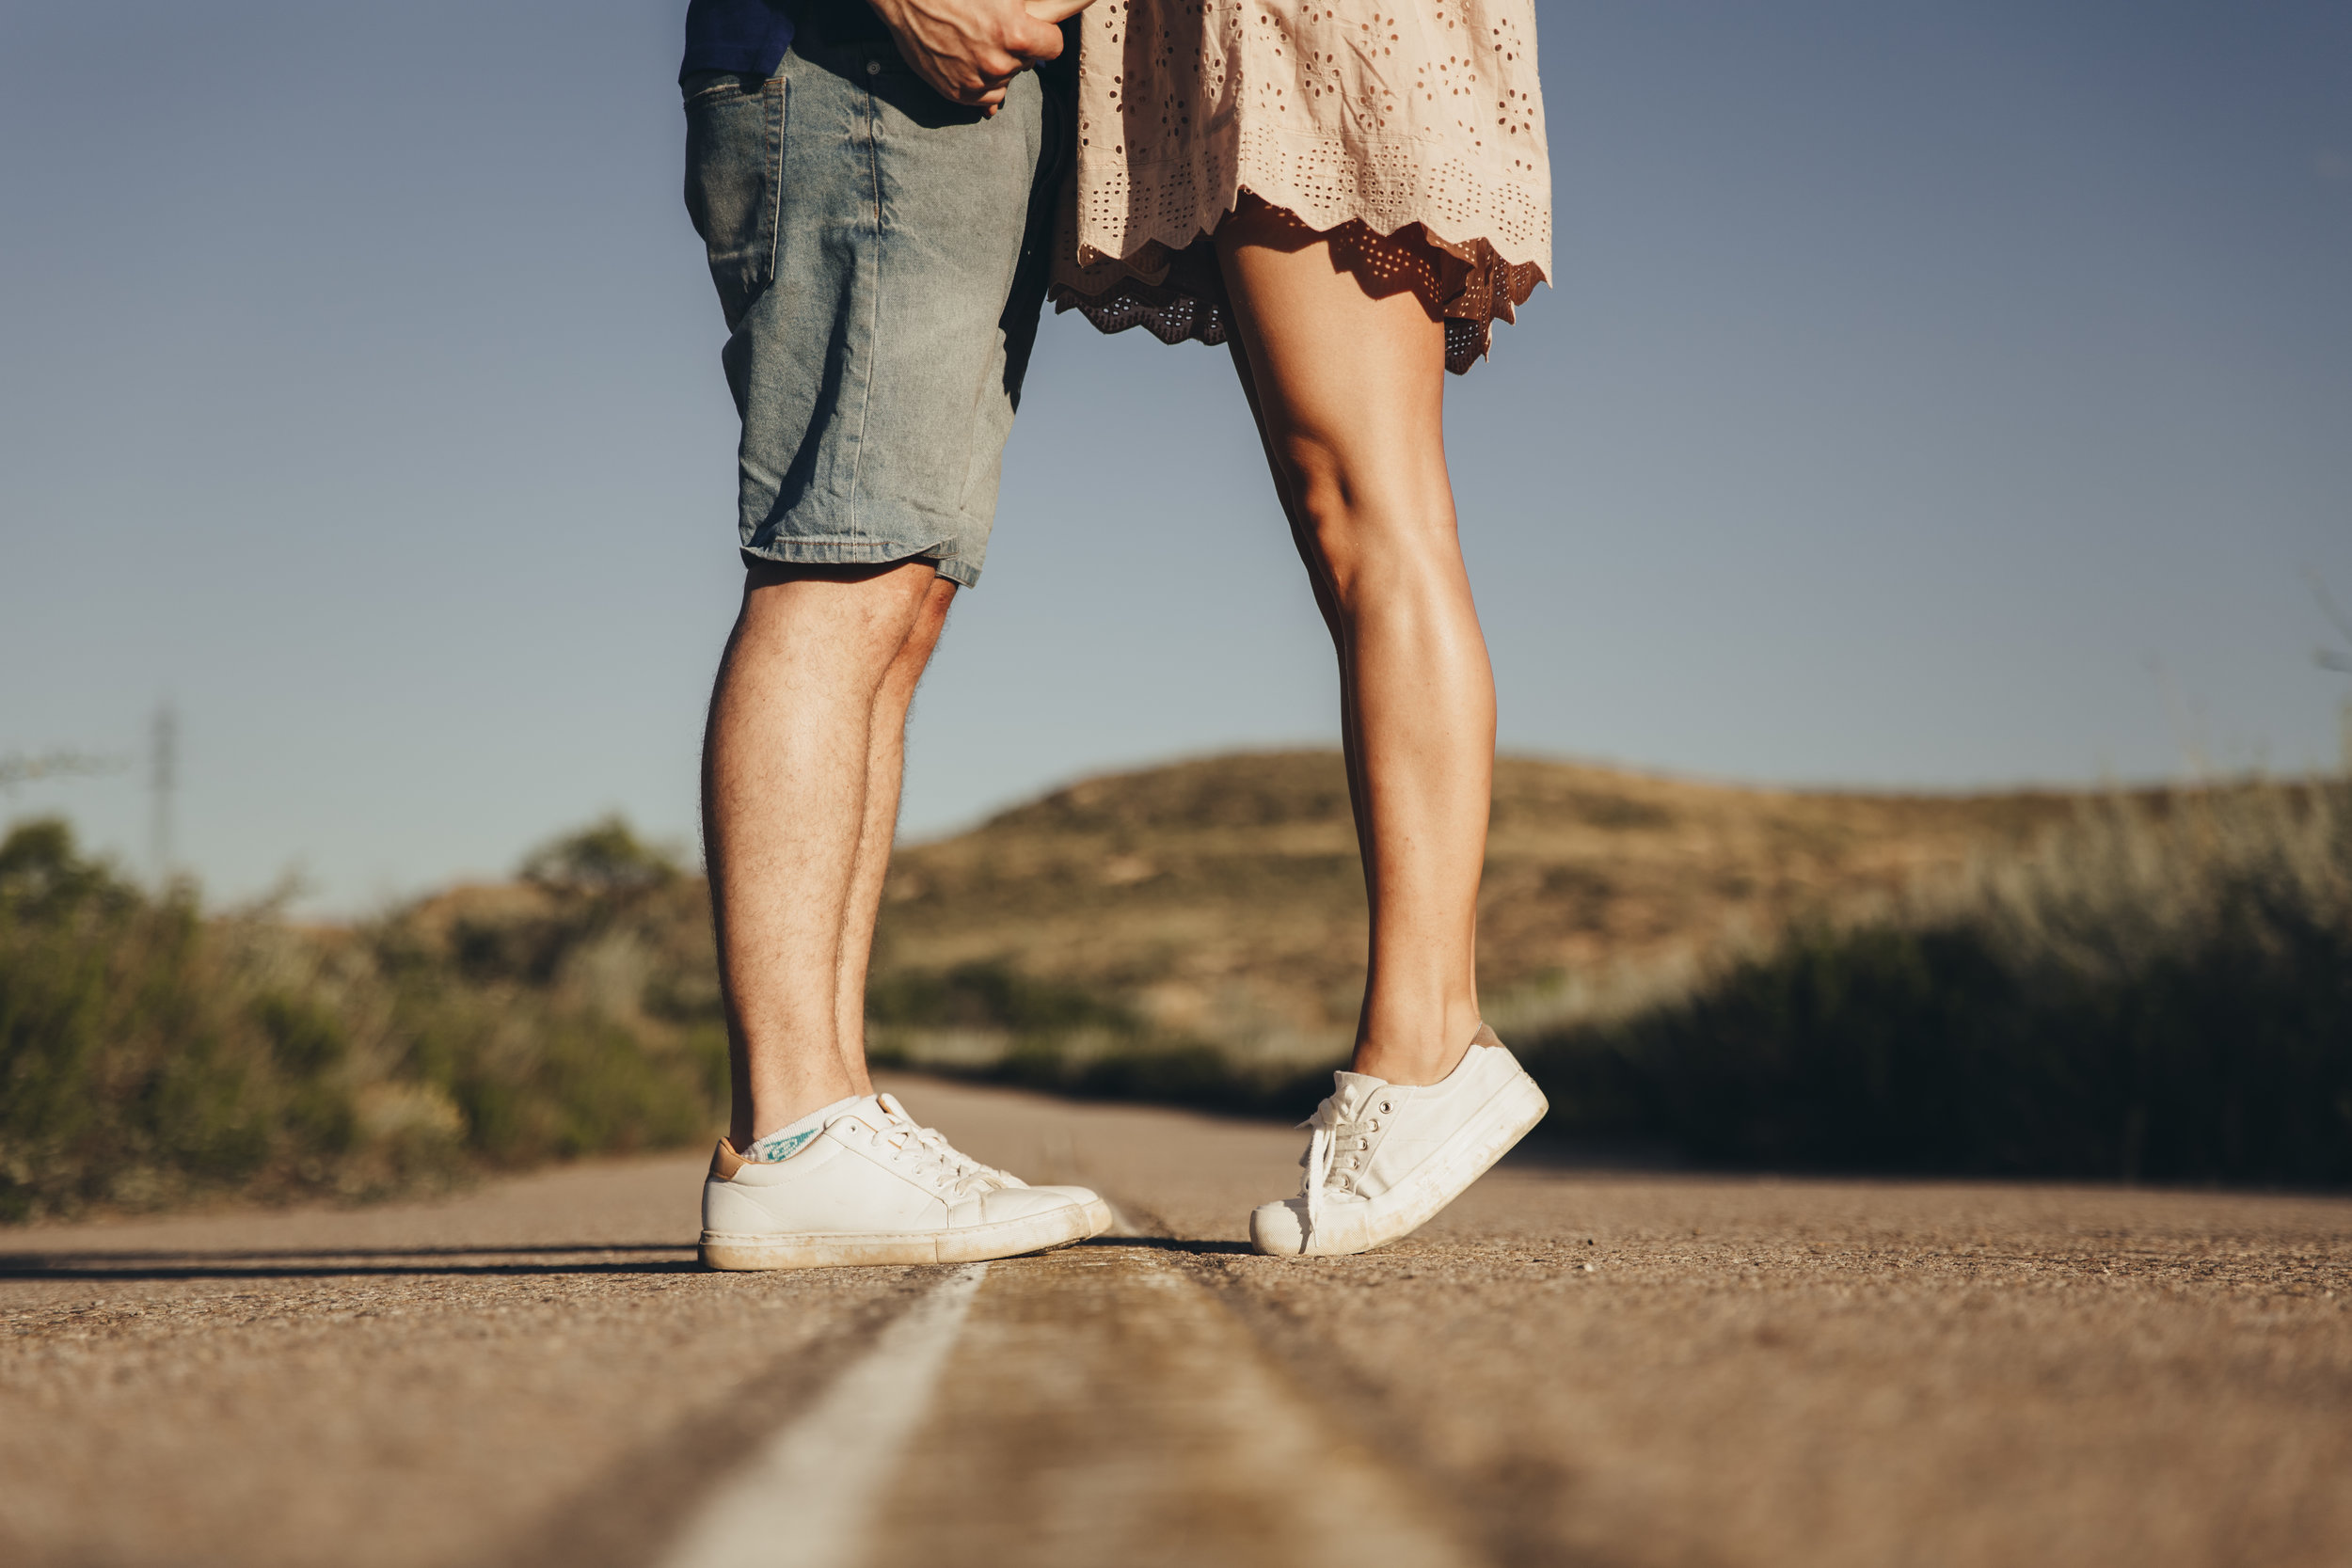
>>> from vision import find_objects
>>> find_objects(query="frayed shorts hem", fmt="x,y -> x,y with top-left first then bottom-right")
738,534 -> 980,588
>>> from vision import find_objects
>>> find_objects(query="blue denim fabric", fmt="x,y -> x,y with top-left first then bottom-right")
682,26 -> 1068,587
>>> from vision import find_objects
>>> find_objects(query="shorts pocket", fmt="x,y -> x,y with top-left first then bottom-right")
682,71 -> 787,330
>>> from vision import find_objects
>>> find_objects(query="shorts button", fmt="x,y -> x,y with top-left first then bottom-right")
866,58 -> 881,74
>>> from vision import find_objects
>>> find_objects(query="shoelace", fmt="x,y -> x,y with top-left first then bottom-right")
865,1119 -> 998,1199
873,1094 -> 1022,1192
1296,1092 -> 1379,1238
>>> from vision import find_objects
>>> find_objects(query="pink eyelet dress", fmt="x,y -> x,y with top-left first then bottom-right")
1048,0 -> 1552,372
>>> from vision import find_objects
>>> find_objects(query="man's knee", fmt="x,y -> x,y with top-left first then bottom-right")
729,556 -> 946,673
884,577 -> 957,683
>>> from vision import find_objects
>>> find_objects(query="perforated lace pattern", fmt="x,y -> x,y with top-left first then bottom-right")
1055,210 -> 1542,372
1050,0 -> 1552,373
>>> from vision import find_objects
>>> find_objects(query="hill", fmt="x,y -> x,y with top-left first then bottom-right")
12,756 -> 2338,1220
871,751 -> 2090,1063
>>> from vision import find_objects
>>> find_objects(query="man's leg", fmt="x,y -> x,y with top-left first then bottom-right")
833,574 -> 956,1077
702,559 -> 952,1148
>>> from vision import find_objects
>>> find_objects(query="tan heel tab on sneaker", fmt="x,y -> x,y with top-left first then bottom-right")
1471,1022 -> 1504,1051
709,1139 -> 745,1180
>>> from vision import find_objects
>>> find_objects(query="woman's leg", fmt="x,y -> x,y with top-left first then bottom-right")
1224,337 -> 1374,890
1216,204 -> 1495,1085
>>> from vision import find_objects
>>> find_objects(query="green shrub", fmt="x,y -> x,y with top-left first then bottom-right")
867,959 -> 1138,1035
11,773 -> 2345,1221
1522,783 -> 2352,1184
0,816 -> 725,1222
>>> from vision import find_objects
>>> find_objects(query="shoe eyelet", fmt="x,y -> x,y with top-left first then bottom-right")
1378,1101 -> 1393,1114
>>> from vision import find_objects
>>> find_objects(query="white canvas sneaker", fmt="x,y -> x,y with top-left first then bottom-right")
1249,1024 -> 1549,1258
700,1099 -> 1104,1270
870,1090 -> 1116,1239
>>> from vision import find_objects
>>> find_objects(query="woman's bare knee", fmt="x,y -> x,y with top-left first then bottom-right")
1285,461 -> 1463,602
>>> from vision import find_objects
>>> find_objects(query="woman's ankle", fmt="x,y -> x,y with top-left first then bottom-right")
1350,1004 -> 1484,1085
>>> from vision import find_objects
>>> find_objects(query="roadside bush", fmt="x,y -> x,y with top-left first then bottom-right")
10,774 -> 2346,1221
1521,783 -> 2352,1184
867,959 -> 1138,1037
0,817 -> 725,1223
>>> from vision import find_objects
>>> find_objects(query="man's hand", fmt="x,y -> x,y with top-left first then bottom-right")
867,0 -> 1064,111
1022,0 -> 1096,24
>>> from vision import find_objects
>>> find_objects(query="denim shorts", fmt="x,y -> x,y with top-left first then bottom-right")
682,18 -> 1070,587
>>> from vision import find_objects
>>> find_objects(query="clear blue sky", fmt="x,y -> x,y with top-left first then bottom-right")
3,1 -> 2348,911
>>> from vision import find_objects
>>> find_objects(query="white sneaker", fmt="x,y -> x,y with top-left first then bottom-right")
700,1100 -> 1103,1270
870,1090 -> 1116,1239
1249,1025 -> 1549,1258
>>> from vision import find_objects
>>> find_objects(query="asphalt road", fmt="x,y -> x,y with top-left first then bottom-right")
4,1076 -> 2347,1568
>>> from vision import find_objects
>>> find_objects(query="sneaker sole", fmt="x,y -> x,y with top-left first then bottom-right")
699,1201 -> 1097,1271
1252,1068 -> 1550,1258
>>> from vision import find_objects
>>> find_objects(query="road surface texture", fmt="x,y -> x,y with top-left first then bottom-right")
4,1075 -> 2347,1568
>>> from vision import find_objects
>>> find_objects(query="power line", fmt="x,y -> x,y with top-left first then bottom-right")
0,751 -> 128,791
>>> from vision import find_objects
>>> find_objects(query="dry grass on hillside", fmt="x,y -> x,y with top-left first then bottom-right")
872,751 -> 2092,1060
10,756 -> 2340,1220
1521,778 -> 2352,1184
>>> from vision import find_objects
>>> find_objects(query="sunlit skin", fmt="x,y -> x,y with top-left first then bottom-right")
697,0 -> 1089,1148
696,0 -> 1089,1146
706,0 -> 1486,1135
1217,198 -> 1495,1086
702,561 -> 956,1145
707,216 -> 1497,1131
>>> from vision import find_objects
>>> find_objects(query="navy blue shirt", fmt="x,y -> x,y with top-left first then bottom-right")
680,0 -> 796,82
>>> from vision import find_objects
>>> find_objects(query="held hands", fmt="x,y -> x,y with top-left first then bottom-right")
865,0 -> 1062,111
866,0 -> 1098,113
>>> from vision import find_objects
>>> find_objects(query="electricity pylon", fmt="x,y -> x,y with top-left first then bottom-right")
2310,570 -> 2352,775
150,703 -> 178,886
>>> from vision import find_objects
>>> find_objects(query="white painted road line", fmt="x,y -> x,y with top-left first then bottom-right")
868,1247 -> 1485,1568
658,1262 -> 989,1568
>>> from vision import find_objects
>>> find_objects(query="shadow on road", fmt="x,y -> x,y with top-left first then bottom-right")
7,1236 -> 1260,1279
0,1243 -> 697,1281
1080,1235 -> 1255,1256
1502,1134 -> 1685,1171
